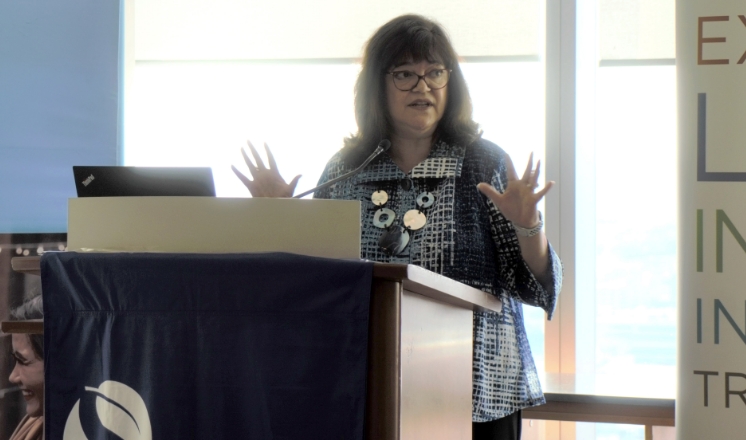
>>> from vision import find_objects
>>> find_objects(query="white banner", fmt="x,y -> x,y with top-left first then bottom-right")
678,0 -> 746,438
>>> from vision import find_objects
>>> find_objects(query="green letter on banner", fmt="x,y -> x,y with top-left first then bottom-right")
716,210 -> 746,272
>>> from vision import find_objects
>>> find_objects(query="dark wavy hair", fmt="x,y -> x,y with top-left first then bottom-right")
342,14 -> 480,167
10,295 -> 44,360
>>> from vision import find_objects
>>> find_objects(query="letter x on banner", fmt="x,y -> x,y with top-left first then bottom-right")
41,252 -> 372,439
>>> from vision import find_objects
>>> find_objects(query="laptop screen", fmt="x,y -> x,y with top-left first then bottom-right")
73,166 -> 216,197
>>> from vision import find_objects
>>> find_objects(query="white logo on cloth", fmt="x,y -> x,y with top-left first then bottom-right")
63,380 -> 152,440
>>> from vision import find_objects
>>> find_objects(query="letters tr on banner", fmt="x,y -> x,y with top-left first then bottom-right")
41,252 -> 373,439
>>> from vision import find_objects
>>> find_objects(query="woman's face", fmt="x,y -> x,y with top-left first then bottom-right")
386,60 -> 448,141
9,334 -> 44,418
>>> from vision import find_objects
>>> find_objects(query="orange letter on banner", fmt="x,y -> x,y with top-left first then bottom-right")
699,16 -> 730,65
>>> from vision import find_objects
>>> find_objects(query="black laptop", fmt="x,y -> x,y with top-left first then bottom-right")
73,166 -> 216,197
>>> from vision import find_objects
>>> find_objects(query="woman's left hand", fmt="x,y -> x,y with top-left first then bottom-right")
231,141 -> 301,198
476,153 -> 553,228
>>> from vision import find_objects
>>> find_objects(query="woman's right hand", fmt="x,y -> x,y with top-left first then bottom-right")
231,141 -> 301,198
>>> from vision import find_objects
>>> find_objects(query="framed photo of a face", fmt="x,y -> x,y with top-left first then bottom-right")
0,233 -> 66,439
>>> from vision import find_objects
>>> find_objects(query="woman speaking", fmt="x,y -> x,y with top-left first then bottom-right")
233,14 -> 562,440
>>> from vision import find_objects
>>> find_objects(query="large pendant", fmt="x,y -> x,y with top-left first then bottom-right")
378,225 -> 410,256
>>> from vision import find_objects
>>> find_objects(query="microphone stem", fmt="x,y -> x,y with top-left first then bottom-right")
293,146 -> 386,199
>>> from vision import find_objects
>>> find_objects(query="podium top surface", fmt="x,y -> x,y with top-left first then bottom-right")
372,263 -> 501,313
11,256 -> 501,313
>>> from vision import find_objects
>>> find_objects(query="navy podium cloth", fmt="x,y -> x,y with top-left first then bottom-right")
41,252 -> 373,440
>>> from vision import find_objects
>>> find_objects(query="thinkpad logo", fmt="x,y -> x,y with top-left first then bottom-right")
63,380 -> 152,440
82,174 -> 95,187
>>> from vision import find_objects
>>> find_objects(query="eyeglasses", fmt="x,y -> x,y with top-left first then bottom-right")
387,68 -> 452,91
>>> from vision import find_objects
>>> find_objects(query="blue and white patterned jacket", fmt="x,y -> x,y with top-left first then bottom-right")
315,138 -> 563,422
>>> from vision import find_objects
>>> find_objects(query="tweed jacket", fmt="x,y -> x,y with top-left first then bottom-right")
315,138 -> 562,421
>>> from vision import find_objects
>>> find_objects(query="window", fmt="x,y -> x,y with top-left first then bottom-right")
125,1 -> 679,438
568,0 -> 677,437
125,0 -> 548,373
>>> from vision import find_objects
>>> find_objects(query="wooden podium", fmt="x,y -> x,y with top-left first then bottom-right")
7,197 -> 502,440
364,264 -> 501,439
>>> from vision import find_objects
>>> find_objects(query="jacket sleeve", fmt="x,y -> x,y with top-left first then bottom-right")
486,155 -> 563,320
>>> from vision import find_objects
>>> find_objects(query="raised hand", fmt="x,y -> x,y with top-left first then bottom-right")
231,141 -> 301,198
476,152 -> 554,229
